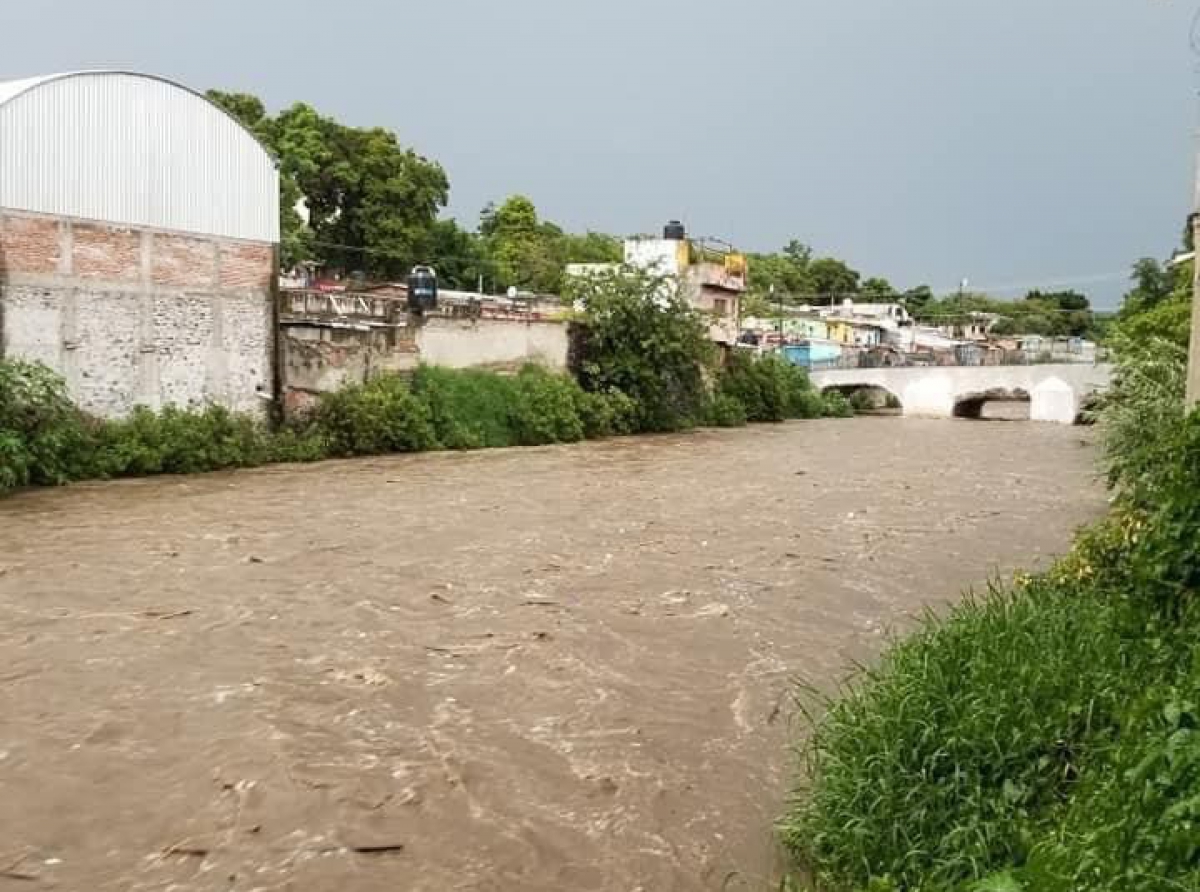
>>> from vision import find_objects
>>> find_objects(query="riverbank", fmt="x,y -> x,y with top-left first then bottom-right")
0,418 -> 1105,890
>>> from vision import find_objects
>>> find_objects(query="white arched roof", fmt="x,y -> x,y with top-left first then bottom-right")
0,70 -> 279,242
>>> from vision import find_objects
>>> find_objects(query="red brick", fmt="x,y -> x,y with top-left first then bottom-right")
73,224 -> 140,281
0,214 -> 60,275
152,233 -> 216,287
219,241 -> 274,291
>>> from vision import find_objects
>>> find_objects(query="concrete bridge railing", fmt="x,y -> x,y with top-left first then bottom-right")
810,363 -> 1113,424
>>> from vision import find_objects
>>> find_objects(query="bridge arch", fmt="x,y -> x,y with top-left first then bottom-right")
808,364 -> 1112,426
952,387 -> 1030,420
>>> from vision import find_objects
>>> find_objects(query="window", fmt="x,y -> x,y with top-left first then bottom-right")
713,298 -> 729,317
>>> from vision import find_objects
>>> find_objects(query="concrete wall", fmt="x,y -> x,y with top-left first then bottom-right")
278,325 -> 419,415
278,315 -> 572,416
415,316 -> 569,371
811,363 -> 1113,425
0,209 -> 275,418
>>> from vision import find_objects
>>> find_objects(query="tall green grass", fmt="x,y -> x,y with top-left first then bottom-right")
782,272 -> 1200,891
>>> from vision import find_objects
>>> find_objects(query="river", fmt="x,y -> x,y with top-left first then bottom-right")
0,418 -> 1107,891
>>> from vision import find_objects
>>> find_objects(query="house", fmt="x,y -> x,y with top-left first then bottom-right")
826,317 -> 886,347
783,340 -> 844,369
567,220 -> 746,346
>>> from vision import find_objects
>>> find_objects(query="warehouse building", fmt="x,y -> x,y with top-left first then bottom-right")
0,70 -> 279,417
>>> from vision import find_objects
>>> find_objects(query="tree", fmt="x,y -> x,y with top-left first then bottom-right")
568,267 -> 714,431
205,91 -> 448,276
425,219 -> 495,291
861,277 -> 894,298
902,285 -> 934,316
483,195 -> 566,293
1121,258 -> 1175,318
808,257 -> 861,303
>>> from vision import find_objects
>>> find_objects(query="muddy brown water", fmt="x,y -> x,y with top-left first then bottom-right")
0,418 -> 1106,891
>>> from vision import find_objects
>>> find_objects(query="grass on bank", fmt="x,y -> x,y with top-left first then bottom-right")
0,354 -> 853,496
781,299 -> 1200,890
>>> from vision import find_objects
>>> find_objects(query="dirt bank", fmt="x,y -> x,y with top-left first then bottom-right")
0,418 -> 1107,891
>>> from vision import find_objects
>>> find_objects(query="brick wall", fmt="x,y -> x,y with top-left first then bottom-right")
72,223 -> 141,282
0,215 -> 59,275
220,242 -> 274,291
153,234 -> 217,288
0,210 -> 276,418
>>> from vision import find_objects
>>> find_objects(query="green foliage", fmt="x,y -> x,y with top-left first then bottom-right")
510,365 -> 585,445
821,390 -> 855,418
207,90 -> 448,274
571,267 -> 715,432
96,405 -> 276,476
783,581 -> 1135,892
575,388 -> 640,438
411,365 -> 522,449
783,250 -> 1200,892
314,374 -> 438,456
0,359 -> 98,490
706,393 -> 748,428
717,353 -> 819,423
916,289 -> 1097,339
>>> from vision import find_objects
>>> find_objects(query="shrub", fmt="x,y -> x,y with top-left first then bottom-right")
707,393 -> 748,427
96,404 -> 276,476
570,267 -> 714,432
314,374 -> 437,456
510,365 -> 585,445
0,359 -> 98,490
716,352 -> 826,423
410,365 -> 521,450
575,388 -> 639,438
821,390 -> 854,418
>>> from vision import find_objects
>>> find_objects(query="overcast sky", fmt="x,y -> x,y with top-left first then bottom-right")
2,0 -> 1197,306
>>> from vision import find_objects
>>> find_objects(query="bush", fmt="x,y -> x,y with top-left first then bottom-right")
570,267 -> 714,432
821,390 -> 855,418
716,352 -> 826,423
95,404 -> 277,476
575,387 -> 639,438
410,365 -> 522,450
707,393 -> 748,427
314,374 -> 437,456
510,365 -> 586,445
0,359 -> 98,490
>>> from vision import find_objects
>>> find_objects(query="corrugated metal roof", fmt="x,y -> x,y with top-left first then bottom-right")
0,70 -> 279,242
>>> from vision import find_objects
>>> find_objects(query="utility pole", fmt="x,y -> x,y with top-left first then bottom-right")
1188,209 -> 1200,407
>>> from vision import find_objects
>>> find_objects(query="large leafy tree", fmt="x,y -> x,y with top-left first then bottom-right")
206,91 -> 448,277
808,257 -> 861,303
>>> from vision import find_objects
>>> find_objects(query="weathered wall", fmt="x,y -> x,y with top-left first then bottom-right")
279,325 -> 419,415
277,315 -> 572,416
415,317 -> 569,371
0,209 -> 274,418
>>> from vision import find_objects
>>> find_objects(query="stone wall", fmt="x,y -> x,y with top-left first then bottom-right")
0,210 -> 275,418
278,314 -> 572,417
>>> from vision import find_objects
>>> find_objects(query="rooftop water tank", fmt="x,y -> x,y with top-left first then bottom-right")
406,265 -> 438,313
663,220 -> 686,240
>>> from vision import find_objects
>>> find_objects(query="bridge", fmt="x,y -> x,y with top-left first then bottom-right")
810,363 -> 1113,424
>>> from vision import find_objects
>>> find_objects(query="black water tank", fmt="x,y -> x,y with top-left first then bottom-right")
663,220 -> 686,240
406,265 -> 438,312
